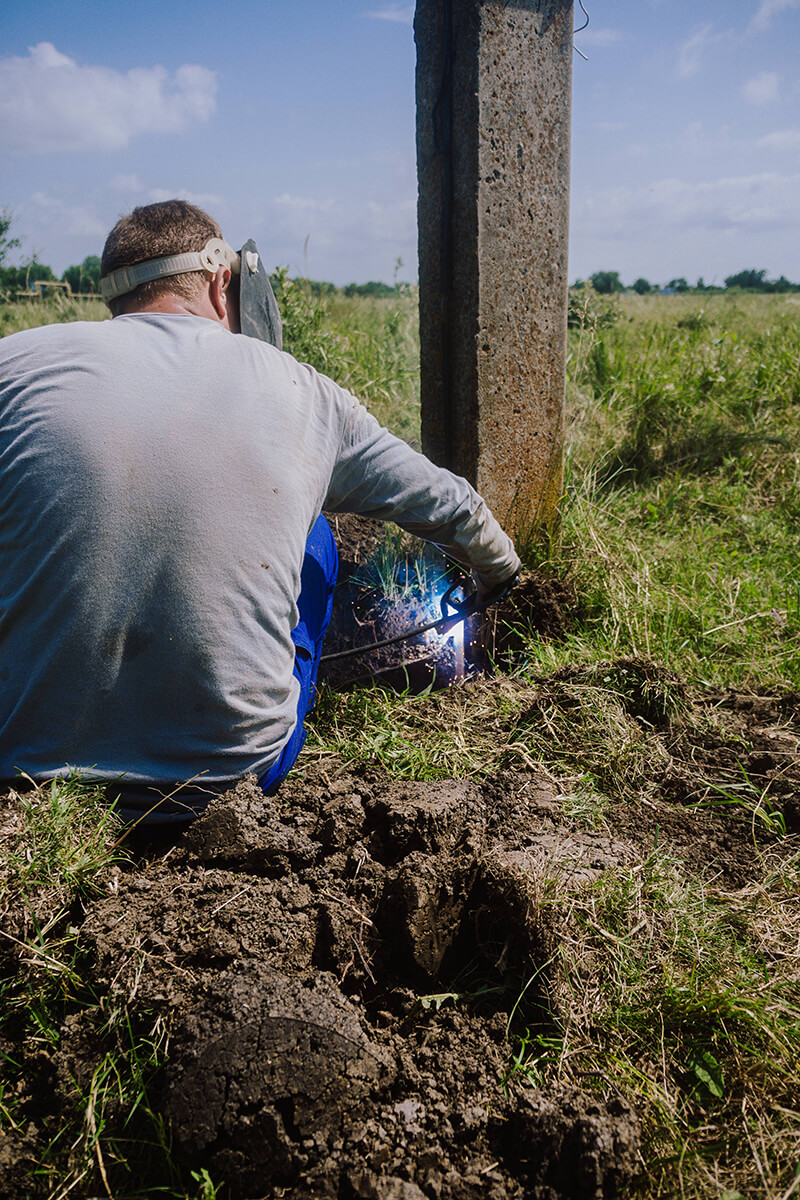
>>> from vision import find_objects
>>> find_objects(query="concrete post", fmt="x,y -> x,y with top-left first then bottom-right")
415,0 -> 573,544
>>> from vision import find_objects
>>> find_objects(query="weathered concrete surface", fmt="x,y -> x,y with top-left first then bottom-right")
416,0 -> 573,541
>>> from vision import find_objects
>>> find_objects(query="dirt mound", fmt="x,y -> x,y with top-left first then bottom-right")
489,571 -> 574,649
1,773 -> 641,1200
318,514 -> 572,692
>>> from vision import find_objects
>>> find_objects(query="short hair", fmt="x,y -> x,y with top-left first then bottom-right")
101,199 -> 223,315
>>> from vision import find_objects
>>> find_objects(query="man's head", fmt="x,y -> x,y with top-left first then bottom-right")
101,198 -> 283,347
101,200 -> 238,329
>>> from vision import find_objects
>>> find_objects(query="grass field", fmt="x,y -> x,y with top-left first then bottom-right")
1,286 -> 799,1199
560,290 -> 800,692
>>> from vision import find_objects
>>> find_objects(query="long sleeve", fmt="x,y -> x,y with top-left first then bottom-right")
324,401 -> 521,586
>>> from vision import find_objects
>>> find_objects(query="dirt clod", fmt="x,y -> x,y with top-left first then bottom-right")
3,767 -> 649,1199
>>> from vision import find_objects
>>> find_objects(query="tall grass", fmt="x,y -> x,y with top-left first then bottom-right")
0,294 -> 107,336
555,292 -> 800,691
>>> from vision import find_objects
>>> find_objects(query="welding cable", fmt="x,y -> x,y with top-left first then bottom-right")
319,608 -> 465,663
319,571 -> 519,664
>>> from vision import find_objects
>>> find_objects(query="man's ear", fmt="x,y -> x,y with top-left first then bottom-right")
209,266 -> 232,324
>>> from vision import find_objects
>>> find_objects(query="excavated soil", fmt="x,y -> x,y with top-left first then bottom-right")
2,769 -> 650,1200
320,515 -> 571,691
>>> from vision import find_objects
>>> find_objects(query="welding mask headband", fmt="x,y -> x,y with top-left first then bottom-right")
99,236 -> 283,350
99,237 -> 239,303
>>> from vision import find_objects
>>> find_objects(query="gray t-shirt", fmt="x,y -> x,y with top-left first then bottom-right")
0,314 -> 520,784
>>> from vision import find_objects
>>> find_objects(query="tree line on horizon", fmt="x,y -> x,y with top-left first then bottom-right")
2,210 -> 798,301
576,268 -> 800,295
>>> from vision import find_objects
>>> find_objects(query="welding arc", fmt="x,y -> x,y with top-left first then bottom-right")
319,609 -> 467,663
319,573 -> 518,664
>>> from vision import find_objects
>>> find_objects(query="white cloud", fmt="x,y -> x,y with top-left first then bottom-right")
272,192 -> 415,244
750,0 -> 800,32
758,128 -> 800,152
362,198 -> 416,244
577,172 -> 800,238
0,42 -> 217,154
574,29 -> 629,47
676,25 -> 739,79
28,191 -> 106,239
273,193 -> 337,240
110,173 -> 146,194
363,6 -> 414,23
107,177 -> 224,213
266,191 -> 416,280
147,188 -> 224,211
677,24 -> 714,77
743,71 -> 780,104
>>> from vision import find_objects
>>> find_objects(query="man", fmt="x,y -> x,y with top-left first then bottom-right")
0,200 -> 520,825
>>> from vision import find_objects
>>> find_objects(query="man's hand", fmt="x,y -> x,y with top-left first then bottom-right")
472,567 -> 521,608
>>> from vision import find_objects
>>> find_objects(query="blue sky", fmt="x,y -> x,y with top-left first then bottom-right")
1,0 -> 799,287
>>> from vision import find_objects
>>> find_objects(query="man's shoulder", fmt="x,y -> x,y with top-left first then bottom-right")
0,318 -> 111,355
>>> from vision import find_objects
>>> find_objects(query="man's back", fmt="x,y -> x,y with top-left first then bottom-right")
0,313 -> 350,784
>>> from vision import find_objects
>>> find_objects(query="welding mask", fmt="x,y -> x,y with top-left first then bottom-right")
100,236 -> 283,350
236,239 -> 282,347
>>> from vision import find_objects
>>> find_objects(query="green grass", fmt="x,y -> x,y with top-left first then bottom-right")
555,291 -> 800,692
523,844 -> 800,1199
0,294 -> 107,336
0,780 -> 187,1199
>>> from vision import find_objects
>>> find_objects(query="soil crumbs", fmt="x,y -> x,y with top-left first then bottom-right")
2,673 -> 799,1199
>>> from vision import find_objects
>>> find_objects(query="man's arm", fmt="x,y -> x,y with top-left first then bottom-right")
324,400 -> 522,587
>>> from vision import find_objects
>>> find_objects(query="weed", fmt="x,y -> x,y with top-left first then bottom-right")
502,1029 -> 562,1092
191,1168 -> 223,1200
567,286 -> 621,333
349,524 -> 450,602
3,775 -> 122,898
691,765 -> 787,839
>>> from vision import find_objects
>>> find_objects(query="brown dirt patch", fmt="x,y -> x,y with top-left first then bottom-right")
664,687 -> 800,833
3,718 -> 798,1198
2,771 -> 650,1200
